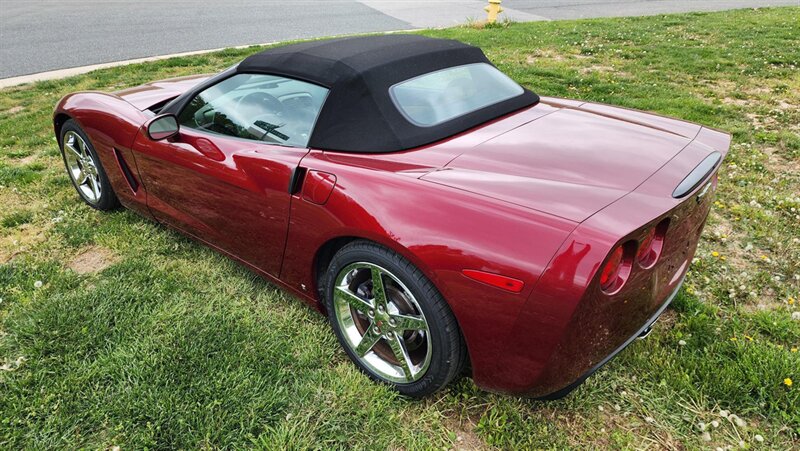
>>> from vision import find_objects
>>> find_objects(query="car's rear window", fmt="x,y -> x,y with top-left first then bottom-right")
389,63 -> 524,127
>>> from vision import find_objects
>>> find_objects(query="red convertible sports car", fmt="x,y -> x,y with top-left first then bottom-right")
54,35 -> 729,398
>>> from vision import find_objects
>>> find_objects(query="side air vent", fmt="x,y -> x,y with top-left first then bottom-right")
672,151 -> 721,198
288,166 -> 308,195
113,148 -> 139,193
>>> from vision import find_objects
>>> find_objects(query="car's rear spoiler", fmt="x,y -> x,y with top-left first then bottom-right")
672,151 -> 722,198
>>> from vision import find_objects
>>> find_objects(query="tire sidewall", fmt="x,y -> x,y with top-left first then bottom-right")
324,242 -> 459,397
60,120 -> 118,210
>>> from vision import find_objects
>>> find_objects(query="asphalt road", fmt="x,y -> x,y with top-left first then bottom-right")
1,0 -> 797,79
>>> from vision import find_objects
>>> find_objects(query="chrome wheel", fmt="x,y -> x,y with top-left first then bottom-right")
63,131 -> 101,204
333,262 -> 432,383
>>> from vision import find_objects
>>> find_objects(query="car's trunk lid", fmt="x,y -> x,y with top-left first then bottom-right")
421,106 -> 695,222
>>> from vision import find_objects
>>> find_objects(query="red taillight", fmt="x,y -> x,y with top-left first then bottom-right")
599,245 -> 624,292
637,218 -> 669,268
636,228 -> 656,266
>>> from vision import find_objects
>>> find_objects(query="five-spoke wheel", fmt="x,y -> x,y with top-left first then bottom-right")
59,120 -> 119,210
325,241 -> 466,397
333,262 -> 432,383
63,130 -> 102,204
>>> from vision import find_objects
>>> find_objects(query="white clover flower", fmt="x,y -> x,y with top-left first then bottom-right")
792,312 -> 800,321
645,416 -> 655,423
719,410 -> 729,418
33,280 -> 43,289
679,340 -> 687,346
701,432 -> 712,442
755,435 -> 764,443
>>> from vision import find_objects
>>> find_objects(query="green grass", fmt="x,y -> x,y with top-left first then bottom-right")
1,6 -> 799,449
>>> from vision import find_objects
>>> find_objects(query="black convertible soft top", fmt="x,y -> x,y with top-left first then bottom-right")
236,35 -> 539,153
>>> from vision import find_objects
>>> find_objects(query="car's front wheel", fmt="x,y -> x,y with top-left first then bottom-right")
324,240 -> 467,397
59,119 -> 119,211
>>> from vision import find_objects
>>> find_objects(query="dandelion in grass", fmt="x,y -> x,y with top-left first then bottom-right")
730,415 -> 746,428
784,378 -> 793,387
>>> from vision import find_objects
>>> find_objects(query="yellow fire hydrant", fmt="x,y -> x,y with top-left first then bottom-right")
485,0 -> 503,24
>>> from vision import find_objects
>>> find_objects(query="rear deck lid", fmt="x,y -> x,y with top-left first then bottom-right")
422,108 -> 693,222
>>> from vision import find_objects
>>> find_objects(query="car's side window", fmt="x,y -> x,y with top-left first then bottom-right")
177,73 -> 329,148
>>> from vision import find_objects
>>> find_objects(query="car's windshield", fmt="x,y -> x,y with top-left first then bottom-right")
389,63 -> 524,127
178,74 -> 329,147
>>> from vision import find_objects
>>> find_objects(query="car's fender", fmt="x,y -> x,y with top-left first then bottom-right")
280,149 -> 577,386
54,92 -> 152,218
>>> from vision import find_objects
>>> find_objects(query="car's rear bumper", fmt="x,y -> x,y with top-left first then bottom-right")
534,276 -> 684,400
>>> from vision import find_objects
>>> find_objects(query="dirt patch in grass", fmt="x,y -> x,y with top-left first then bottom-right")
762,146 -> 800,175
722,97 -> 750,107
12,155 -> 37,165
68,245 -> 119,274
444,417 -> 486,450
526,49 -> 567,63
4,105 -> 24,115
0,223 -> 47,263
579,65 -> 629,77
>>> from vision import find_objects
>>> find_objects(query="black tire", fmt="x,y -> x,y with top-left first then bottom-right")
59,119 -> 120,211
323,240 -> 467,397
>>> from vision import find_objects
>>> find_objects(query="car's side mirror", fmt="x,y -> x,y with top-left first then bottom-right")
145,114 -> 179,141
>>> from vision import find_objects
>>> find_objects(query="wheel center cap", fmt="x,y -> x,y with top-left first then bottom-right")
375,311 -> 391,329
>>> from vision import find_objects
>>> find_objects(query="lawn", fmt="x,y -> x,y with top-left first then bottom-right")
1,6 -> 799,450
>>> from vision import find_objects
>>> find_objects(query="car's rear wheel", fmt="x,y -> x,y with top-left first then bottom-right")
60,120 -> 119,211
324,240 -> 466,397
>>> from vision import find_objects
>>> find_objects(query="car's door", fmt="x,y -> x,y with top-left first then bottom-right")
131,73 -> 329,277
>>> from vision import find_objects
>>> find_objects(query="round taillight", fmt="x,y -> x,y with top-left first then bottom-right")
600,245 -> 625,293
637,228 -> 657,266
637,219 -> 669,268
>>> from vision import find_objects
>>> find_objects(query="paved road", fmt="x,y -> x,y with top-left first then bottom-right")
1,0 -> 797,79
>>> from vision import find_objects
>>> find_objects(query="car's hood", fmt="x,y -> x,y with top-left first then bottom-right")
115,75 -> 211,110
421,100 -> 700,222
